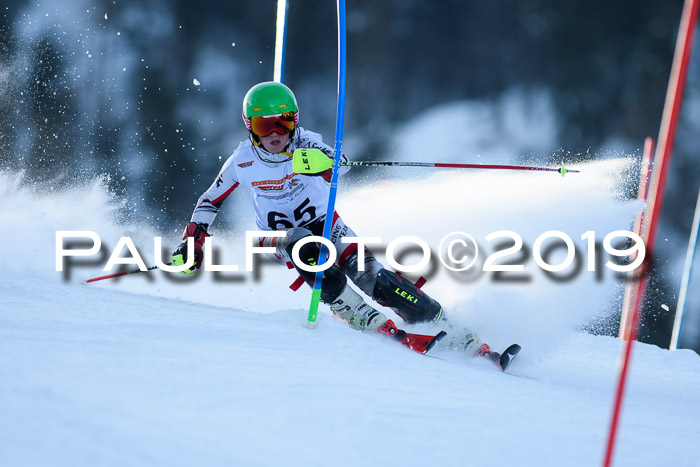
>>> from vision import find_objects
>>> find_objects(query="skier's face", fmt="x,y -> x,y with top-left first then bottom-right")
258,131 -> 290,153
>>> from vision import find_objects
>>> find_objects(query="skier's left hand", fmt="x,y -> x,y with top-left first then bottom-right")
304,168 -> 332,182
171,222 -> 210,274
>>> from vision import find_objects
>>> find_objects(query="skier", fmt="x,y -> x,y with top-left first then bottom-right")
171,81 -> 502,362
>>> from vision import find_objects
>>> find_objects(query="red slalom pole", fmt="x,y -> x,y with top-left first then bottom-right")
604,0 -> 699,465
643,0 -> 700,260
604,283 -> 645,467
619,137 -> 654,340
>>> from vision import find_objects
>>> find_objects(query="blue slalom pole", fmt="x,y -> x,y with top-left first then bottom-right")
273,0 -> 289,83
670,186 -> 700,349
306,0 -> 347,327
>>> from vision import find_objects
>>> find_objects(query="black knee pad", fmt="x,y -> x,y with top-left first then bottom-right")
285,227 -> 346,303
372,269 -> 443,325
283,227 -> 314,251
337,246 -> 383,297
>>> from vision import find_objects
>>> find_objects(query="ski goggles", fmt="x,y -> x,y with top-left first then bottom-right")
247,112 -> 297,137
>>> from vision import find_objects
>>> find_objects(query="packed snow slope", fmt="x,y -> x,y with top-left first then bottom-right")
2,159 -> 699,466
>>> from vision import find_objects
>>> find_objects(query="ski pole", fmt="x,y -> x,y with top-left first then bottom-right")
343,160 -> 577,175
84,263 -> 169,283
293,148 -> 579,176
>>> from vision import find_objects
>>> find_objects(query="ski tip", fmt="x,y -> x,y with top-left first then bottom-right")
425,330 -> 448,353
498,344 -> 521,372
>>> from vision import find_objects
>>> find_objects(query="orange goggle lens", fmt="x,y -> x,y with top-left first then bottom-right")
249,112 -> 296,136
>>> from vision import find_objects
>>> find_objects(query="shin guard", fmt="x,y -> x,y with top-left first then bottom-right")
372,269 -> 443,325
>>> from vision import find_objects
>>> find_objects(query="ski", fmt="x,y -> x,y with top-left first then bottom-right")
397,330 -> 448,354
378,320 -> 519,366
495,344 -> 521,372
378,320 -> 447,355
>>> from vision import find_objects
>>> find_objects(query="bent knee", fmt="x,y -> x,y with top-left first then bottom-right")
286,227 -> 313,244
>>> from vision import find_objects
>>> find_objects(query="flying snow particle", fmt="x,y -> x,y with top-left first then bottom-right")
104,13 -> 108,20
661,304 -> 670,312
193,79 -> 200,86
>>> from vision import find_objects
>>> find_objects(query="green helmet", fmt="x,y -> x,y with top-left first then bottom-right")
242,81 -> 299,127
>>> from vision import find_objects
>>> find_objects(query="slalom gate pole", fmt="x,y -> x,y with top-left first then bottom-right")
670,186 -> 700,350
273,0 -> 289,83
85,264 -> 169,283
619,137 -> 654,340
306,0 -> 347,328
604,0 -> 699,465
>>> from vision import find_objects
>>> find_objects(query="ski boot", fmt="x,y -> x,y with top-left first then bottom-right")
434,328 -> 486,355
329,286 -> 388,332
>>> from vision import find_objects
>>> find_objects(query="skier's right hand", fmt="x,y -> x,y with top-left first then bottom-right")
171,222 -> 210,274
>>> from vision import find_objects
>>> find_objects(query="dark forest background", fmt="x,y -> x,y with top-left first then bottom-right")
1,0 -> 698,351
